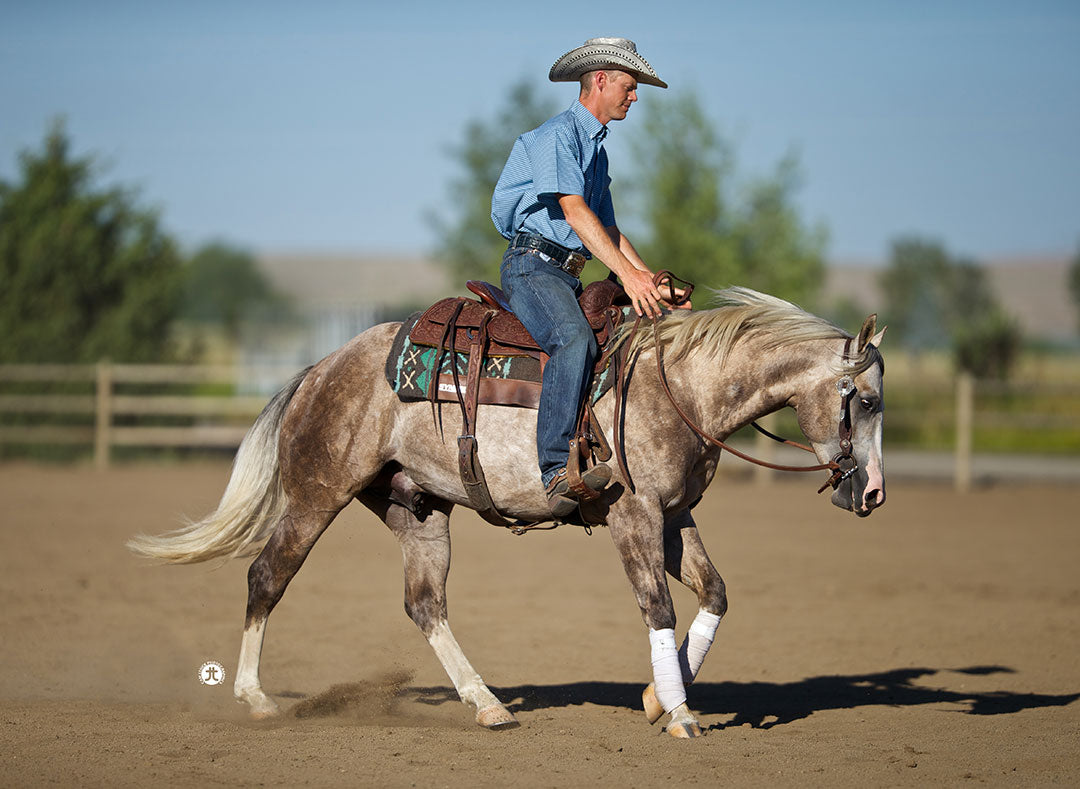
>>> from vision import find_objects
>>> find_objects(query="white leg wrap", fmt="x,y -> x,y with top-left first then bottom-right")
426,621 -> 500,711
678,609 -> 723,683
649,628 -> 687,714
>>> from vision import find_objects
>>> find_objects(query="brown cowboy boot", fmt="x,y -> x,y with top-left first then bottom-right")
545,462 -> 613,518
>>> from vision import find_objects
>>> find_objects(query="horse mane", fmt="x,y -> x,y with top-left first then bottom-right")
617,286 -> 881,374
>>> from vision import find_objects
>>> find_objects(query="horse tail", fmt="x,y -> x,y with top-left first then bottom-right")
126,366 -> 312,565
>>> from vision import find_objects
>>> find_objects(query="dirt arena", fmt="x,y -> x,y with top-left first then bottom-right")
1,462 -> 1078,787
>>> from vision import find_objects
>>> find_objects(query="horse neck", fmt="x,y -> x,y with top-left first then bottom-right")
672,335 -> 832,438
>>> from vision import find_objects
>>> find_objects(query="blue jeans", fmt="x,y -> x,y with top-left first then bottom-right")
500,248 -> 597,487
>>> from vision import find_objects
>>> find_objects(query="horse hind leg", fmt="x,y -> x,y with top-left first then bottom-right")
234,502 -> 345,718
642,508 -> 727,733
357,487 -> 518,730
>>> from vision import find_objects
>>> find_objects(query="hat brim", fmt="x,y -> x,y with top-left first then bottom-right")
549,45 -> 668,89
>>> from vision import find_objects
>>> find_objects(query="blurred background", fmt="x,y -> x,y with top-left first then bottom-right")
1,0 -> 1078,484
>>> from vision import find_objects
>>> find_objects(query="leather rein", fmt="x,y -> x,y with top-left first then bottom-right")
620,272 -> 860,496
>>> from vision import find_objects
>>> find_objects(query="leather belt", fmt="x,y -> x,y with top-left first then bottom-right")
510,232 -> 587,278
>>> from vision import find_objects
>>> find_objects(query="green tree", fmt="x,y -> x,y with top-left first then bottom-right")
880,236 -> 1021,377
879,237 -> 953,351
1069,242 -> 1080,333
952,309 -> 1021,379
631,92 -> 739,291
0,122 -> 182,362
732,153 -> 827,307
179,241 -> 289,341
434,80 -> 557,283
631,91 -> 825,305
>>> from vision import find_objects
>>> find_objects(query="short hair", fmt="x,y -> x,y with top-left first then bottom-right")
578,69 -> 625,95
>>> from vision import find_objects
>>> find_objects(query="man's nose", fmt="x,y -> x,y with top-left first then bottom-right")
629,91 -> 638,102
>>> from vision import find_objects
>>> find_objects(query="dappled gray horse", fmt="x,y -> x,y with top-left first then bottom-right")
129,287 -> 886,738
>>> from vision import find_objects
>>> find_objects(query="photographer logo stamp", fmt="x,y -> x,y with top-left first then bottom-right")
198,660 -> 226,686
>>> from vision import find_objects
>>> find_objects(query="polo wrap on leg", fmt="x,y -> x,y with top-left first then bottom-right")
679,609 -> 722,684
649,627 -> 687,714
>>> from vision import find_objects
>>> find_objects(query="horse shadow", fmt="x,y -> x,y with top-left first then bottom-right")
404,665 -> 1079,730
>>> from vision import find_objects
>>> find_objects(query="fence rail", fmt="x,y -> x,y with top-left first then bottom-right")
2,363 -> 1078,486
0,362 -> 295,467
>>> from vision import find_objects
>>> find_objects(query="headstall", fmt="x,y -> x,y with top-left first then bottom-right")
622,273 -> 861,496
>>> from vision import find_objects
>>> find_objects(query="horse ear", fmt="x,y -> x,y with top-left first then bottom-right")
870,325 -> 887,348
856,314 -> 877,354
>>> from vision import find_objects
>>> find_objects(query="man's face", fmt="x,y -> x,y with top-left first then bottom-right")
599,70 -> 638,122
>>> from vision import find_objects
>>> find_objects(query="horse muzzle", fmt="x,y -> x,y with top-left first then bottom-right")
830,466 -> 886,517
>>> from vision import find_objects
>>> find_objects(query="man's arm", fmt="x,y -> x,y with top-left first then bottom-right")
558,194 -> 664,318
605,226 -> 649,271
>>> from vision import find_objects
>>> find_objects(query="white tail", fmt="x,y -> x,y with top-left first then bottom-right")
126,368 -> 311,564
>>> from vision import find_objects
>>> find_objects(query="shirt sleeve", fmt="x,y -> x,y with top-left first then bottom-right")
528,125 -> 584,200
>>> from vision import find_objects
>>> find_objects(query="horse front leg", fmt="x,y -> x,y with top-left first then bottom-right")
642,508 -> 727,726
609,505 -> 702,739
361,491 -> 518,730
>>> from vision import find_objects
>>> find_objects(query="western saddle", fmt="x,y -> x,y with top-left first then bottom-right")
407,277 -> 631,531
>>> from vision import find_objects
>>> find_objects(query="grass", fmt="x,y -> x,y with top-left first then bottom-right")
870,351 -> 1080,453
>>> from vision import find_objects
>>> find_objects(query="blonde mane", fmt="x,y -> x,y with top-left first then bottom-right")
617,286 -> 880,374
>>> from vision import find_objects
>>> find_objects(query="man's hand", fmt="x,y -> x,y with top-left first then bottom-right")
658,280 -> 693,310
621,266 -> 666,318
557,194 -> 667,318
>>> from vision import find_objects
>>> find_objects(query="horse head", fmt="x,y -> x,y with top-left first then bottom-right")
796,314 -> 887,517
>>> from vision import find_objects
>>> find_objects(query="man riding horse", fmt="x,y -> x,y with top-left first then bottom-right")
492,37 -> 677,518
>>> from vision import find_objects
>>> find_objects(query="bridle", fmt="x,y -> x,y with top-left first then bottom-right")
617,272 -> 861,496
817,370 -> 859,493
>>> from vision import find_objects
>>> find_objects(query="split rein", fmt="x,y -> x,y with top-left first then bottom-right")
622,272 -> 858,495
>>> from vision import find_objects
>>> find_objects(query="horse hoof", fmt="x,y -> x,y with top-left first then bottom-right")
642,683 -> 664,725
236,687 -> 280,720
667,720 -> 703,739
244,696 -> 280,720
477,704 -> 519,730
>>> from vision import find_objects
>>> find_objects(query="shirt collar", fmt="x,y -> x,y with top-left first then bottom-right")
572,100 -> 608,143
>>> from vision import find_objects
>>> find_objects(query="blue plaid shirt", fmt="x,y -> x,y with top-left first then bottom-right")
491,100 -> 616,254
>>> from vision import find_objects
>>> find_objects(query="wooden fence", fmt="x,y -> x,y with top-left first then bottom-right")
0,363 -> 292,468
1,363 -> 1078,487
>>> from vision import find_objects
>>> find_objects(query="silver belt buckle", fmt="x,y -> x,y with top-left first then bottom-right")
565,251 -> 586,277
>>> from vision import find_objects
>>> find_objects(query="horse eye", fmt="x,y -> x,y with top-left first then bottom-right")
860,398 -> 875,412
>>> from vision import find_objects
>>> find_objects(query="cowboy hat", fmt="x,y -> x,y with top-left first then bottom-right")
549,37 -> 668,89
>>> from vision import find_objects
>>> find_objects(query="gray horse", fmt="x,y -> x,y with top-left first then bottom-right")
129,286 -> 886,738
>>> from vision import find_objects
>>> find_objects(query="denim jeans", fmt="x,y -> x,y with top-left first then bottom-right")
500,247 -> 597,487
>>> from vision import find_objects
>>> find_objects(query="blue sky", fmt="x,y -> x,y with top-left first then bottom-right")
2,0 -> 1078,263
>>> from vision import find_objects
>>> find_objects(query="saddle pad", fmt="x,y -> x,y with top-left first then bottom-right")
385,313 -> 616,408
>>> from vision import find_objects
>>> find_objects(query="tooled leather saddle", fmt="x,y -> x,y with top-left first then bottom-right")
409,278 -> 629,366
406,277 -> 631,530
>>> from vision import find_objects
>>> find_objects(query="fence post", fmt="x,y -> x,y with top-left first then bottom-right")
754,412 -> 776,486
954,371 -> 973,492
94,360 -> 112,469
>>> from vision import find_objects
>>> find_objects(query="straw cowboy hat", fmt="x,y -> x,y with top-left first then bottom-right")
549,37 -> 668,89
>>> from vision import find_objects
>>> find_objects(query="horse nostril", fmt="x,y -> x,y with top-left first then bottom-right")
864,489 -> 885,508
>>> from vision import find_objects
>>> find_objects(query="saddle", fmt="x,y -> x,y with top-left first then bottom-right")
409,278 -> 629,360
406,277 -> 631,531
